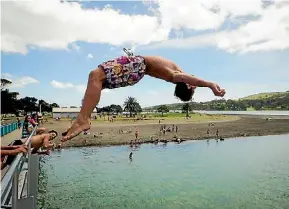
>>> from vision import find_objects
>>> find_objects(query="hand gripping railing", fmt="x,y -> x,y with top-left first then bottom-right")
1,125 -> 39,209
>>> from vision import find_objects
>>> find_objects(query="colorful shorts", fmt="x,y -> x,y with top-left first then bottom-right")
99,55 -> 146,89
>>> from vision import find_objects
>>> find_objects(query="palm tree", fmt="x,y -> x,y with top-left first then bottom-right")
123,97 -> 141,117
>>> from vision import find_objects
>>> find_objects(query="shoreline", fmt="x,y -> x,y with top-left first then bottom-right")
59,132 -> 289,149
45,116 -> 289,148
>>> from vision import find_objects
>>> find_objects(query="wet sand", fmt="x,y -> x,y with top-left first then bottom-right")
44,116 -> 289,147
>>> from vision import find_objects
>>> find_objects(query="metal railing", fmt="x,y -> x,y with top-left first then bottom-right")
1,125 -> 40,209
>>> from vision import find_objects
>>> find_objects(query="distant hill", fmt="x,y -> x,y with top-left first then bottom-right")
239,91 -> 289,100
143,91 -> 289,111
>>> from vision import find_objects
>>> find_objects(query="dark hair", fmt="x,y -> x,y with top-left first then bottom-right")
23,115 -> 31,130
174,82 -> 193,102
24,115 -> 30,122
48,130 -> 58,137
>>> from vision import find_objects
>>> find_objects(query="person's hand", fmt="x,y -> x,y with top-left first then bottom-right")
42,150 -> 51,155
209,83 -> 226,97
11,145 -> 22,149
13,145 -> 28,155
47,143 -> 54,149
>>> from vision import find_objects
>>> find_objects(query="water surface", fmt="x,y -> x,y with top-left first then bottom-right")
38,135 -> 289,209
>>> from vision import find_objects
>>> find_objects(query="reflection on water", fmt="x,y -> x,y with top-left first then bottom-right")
38,135 -> 289,209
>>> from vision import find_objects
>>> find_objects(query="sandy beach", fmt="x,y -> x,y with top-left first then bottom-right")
41,114 -> 289,147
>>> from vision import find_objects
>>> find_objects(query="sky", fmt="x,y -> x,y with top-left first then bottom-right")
1,0 -> 289,108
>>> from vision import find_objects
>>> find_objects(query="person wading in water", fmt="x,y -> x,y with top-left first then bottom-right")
62,49 -> 226,141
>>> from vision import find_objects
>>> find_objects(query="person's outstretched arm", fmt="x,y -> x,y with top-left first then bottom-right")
1,145 -> 24,150
0,145 -> 27,157
172,73 -> 226,97
1,146 -> 14,150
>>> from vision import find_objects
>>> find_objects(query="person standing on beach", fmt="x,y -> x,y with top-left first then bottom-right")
62,49 -> 226,141
135,130 -> 139,140
17,118 -> 21,129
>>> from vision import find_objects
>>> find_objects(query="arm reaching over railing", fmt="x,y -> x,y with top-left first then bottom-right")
1,145 -> 27,156
1,145 -> 28,170
1,125 -> 38,208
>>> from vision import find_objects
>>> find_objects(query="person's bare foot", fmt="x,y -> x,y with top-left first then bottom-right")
61,119 -> 90,142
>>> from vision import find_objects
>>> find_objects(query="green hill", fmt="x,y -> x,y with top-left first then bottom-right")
144,91 -> 289,111
240,91 -> 289,100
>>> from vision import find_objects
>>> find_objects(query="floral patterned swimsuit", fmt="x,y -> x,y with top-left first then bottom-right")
99,55 -> 147,89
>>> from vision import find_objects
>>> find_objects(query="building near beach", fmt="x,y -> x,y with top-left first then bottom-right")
52,107 -> 98,119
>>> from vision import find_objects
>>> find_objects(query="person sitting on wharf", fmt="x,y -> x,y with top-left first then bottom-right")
22,115 -> 34,139
30,113 -> 47,135
1,145 -> 28,170
61,49 -> 226,141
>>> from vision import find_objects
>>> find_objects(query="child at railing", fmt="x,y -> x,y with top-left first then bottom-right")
30,114 -> 47,135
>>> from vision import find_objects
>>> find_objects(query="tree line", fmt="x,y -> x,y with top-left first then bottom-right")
1,79 -> 59,116
195,96 -> 289,111
146,92 -> 289,112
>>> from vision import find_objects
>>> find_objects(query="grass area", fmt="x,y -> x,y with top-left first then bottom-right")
246,107 -> 255,111
151,112 -> 188,118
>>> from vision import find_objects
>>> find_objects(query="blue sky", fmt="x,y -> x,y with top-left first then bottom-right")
2,0 -> 289,108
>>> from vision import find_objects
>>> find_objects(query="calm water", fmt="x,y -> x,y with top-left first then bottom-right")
38,135 -> 289,209
194,110 -> 289,116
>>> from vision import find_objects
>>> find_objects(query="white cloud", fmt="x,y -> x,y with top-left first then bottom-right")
50,80 -> 74,89
2,0 -> 288,54
1,74 -> 39,88
144,1 -> 289,53
10,76 -> 40,88
75,84 -> 86,93
2,0 -> 168,54
50,81 -> 112,94
70,43 -> 80,52
87,53 -> 93,59
1,73 -> 12,79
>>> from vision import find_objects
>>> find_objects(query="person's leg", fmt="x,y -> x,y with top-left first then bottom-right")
62,69 -> 103,141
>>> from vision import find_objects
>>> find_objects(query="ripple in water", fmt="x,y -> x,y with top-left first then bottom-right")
38,135 -> 289,209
